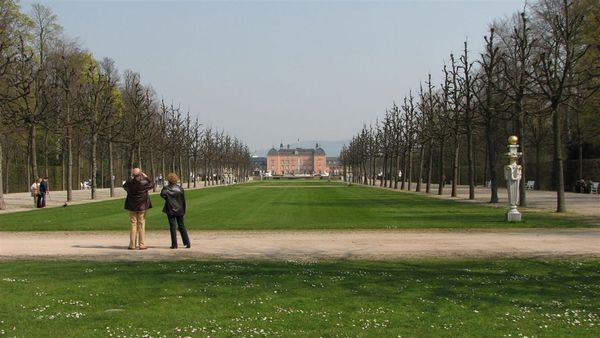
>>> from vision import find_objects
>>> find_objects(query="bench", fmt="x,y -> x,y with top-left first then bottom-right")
525,180 -> 535,190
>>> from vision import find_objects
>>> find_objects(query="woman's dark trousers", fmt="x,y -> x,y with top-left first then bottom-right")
168,216 -> 190,248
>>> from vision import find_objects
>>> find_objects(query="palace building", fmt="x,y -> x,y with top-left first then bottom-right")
267,143 -> 327,175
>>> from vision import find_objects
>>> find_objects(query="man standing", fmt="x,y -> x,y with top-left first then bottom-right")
123,167 -> 154,250
39,176 -> 49,207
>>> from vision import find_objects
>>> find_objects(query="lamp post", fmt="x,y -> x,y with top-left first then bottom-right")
505,135 -> 522,222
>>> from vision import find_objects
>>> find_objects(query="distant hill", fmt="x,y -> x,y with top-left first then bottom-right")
252,139 -> 349,157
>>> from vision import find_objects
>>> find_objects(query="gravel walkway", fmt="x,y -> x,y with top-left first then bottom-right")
1,229 -> 600,261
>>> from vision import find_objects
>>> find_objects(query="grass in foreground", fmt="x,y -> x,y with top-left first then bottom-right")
0,180 -> 593,231
1,259 -> 599,337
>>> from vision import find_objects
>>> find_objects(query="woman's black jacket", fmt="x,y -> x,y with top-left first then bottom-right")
160,184 -> 186,217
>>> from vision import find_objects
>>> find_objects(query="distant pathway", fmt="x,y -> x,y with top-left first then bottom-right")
2,229 -> 600,261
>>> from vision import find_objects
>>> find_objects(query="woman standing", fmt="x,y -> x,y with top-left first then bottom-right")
160,173 -> 191,249
30,178 -> 41,208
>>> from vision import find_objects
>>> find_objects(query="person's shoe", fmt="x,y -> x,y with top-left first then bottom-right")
185,244 -> 191,248
127,247 -> 136,250
139,247 -> 147,250
170,246 -> 177,249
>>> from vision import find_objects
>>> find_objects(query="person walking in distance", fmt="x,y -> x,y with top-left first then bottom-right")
123,168 -> 154,250
30,178 -> 41,208
39,176 -> 49,207
160,173 -> 191,249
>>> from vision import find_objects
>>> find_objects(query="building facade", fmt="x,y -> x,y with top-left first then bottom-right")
267,143 -> 327,175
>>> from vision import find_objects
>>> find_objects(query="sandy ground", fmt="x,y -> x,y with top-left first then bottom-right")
1,183 -> 599,261
1,229 -> 600,262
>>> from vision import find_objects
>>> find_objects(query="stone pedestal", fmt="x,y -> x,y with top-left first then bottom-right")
506,206 -> 522,222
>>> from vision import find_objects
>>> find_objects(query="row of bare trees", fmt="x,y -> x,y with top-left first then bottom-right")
340,0 -> 599,212
0,1 -> 252,209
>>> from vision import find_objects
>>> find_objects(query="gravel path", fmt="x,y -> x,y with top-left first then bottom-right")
2,229 -> 600,261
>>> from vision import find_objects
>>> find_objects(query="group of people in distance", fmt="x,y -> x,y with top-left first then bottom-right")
29,177 -> 49,208
574,178 -> 595,194
123,167 -> 191,250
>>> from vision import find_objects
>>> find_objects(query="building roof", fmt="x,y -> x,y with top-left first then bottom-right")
267,146 -> 327,157
277,148 -> 316,156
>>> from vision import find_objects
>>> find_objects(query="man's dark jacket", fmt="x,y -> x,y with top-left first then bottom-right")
123,175 -> 154,211
160,184 -> 186,217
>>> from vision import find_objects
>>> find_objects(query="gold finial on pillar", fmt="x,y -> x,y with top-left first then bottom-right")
508,135 -> 518,145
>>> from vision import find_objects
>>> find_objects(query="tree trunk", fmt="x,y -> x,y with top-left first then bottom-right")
204,160 -> 208,187
393,154 -> 398,189
451,137 -> 459,198
77,149 -> 81,193
486,119 -> 499,203
380,155 -> 387,187
400,152 -> 406,190
416,144 -> 425,192
129,148 -> 136,171
108,137 -> 115,197
467,125 -> 475,200
187,156 -> 192,188
161,151 -> 165,187
30,124 -> 38,180
426,140 -> 433,193
516,101 -> 527,207
552,105 -> 566,212
193,155 -> 197,188
137,144 -> 142,169
372,156 -> 377,186
407,146 -> 413,191
483,144 -> 488,186
438,140 -> 445,195
0,143 -> 5,210
67,124 -> 73,201
43,129 -> 49,178
91,133 -> 98,200
99,149 -> 105,189
150,147 -> 156,192
61,149 -> 65,191
178,154 -> 183,184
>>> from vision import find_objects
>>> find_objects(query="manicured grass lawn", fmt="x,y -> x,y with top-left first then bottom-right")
1,259 -> 599,337
0,180 -> 593,231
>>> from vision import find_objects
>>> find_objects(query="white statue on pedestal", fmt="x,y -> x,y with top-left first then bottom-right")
504,136 -> 522,222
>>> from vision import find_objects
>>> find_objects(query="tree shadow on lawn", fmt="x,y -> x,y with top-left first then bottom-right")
327,260 -> 600,314
269,199 -> 591,228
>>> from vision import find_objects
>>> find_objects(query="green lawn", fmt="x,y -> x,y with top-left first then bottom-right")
0,180 -> 593,231
1,259 -> 599,337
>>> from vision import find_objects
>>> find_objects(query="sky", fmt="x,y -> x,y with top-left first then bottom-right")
22,0 -> 526,155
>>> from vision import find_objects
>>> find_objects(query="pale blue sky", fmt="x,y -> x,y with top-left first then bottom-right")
23,0 -> 525,154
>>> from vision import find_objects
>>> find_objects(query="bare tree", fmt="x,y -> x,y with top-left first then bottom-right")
531,0 -> 589,212
0,0 -> 30,208
476,27 -> 506,203
457,41 -> 478,200
498,11 -> 536,205
79,57 -> 121,199
417,74 -> 438,193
